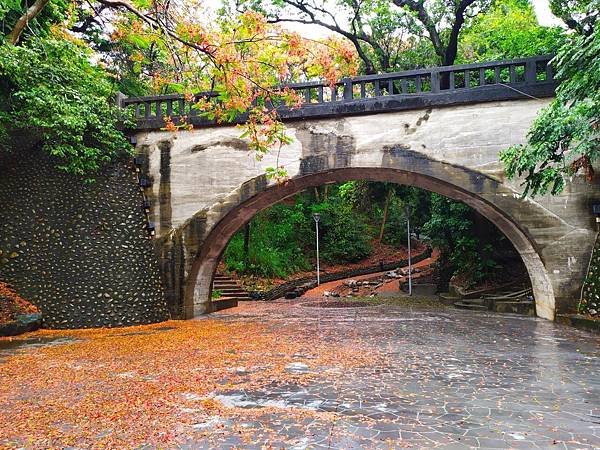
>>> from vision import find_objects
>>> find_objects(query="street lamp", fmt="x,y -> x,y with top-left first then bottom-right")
593,203 -> 600,230
405,205 -> 412,296
313,213 -> 321,285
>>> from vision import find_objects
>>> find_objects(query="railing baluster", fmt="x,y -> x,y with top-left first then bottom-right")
373,81 -> 381,97
494,66 -> 501,84
388,79 -> 394,95
155,100 -> 162,121
178,99 -> 185,117
166,99 -> 173,118
343,79 -> 353,101
415,76 -> 422,93
144,102 -> 151,119
304,87 -> 311,104
480,68 -> 486,86
449,72 -> 455,90
360,82 -> 366,99
509,65 -> 517,83
317,85 -> 324,103
400,79 -> 408,94
189,100 -> 198,116
464,70 -> 470,89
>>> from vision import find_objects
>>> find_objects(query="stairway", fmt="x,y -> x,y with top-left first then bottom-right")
453,298 -> 489,311
212,274 -> 251,311
451,287 -> 535,315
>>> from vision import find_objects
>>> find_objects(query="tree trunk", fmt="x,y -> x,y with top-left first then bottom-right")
313,187 -> 320,202
7,0 -> 51,45
436,253 -> 454,292
378,188 -> 393,244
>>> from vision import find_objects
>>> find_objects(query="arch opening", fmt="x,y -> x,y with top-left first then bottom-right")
185,168 -> 555,320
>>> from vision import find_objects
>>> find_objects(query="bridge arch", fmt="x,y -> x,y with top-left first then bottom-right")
136,98 -> 596,323
187,165 -> 555,320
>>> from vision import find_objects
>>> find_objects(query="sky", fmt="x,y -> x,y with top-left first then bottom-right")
531,0 -> 563,26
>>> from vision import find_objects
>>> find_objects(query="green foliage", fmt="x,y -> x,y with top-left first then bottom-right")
0,0 -> 70,43
382,198 -> 408,248
501,4 -> 599,196
211,289 -> 223,299
459,0 -> 564,62
311,201 -> 372,264
423,194 -> 500,286
223,202 -> 312,278
0,38 -> 131,175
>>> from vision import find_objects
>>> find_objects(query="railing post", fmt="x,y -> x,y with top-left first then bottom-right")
525,58 -> 537,84
343,78 -> 353,101
116,92 -> 127,108
431,70 -> 440,93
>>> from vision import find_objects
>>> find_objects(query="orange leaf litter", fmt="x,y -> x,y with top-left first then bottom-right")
0,316 -> 386,448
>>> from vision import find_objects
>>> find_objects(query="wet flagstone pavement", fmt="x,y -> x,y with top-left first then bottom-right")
195,301 -> 600,449
1,299 -> 599,449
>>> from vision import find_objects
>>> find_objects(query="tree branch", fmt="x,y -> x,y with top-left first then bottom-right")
443,0 -> 477,65
392,0 -> 444,59
94,0 -> 217,62
7,0 -> 51,45
267,0 -> 379,73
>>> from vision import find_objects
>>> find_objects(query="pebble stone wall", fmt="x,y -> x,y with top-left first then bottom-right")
581,233 -> 600,317
0,146 -> 170,329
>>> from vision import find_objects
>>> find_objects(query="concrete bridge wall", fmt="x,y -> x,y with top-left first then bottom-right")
135,98 -> 598,320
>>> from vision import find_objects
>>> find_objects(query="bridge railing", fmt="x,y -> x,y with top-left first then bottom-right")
120,54 -> 555,129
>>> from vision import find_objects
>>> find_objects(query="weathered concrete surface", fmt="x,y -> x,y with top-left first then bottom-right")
135,99 -> 599,320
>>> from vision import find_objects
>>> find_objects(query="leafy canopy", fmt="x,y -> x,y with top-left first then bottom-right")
501,0 -> 599,196
0,37 -> 130,175
459,0 -> 564,62
0,1 -> 358,176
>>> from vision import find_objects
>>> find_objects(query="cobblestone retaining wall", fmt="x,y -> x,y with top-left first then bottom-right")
0,147 -> 169,328
580,233 -> 600,317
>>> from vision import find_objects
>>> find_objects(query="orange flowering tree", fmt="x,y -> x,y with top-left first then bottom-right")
103,1 -> 358,177
2,0 -> 358,177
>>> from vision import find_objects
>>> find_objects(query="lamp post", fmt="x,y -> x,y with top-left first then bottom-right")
313,213 -> 321,285
405,205 -> 412,296
593,203 -> 600,231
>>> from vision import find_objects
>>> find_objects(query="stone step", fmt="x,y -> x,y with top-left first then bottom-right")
213,283 -> 244,289
453,301 -> 488,311
215,289 -> 248,296
213,282 -> 240,288
438,293 -> 460,305
212,298 -> 239,311
459,298 -> 487,306
495,301 -> 535,315
219,296 -> 251,301
212,273 -> 251,304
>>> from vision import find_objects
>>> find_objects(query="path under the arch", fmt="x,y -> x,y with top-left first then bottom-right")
303,248 -> 440,297
1,301 -> 598,448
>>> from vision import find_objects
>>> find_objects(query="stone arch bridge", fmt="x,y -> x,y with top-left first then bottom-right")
122,55 -> 598,321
